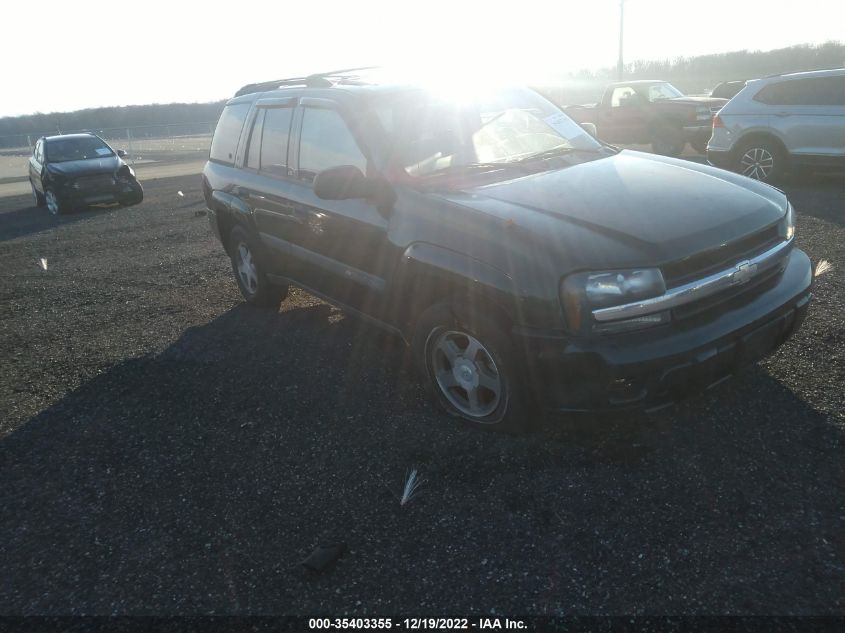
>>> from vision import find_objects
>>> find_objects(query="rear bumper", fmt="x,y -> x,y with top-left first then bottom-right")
706,149 -> 733,170
512,248 -> 813,412
682,123 -> 713,144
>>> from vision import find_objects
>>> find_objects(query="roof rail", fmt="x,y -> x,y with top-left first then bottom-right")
234,66 -> 378,97
761,66 -> 845,79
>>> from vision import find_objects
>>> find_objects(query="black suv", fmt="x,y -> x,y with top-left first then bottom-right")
202,69 -> 812,432
29,133 -> 143,215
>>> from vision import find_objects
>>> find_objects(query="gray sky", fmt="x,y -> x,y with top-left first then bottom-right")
1,0 -> 842,118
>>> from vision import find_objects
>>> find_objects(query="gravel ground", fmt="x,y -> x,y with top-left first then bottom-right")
0,171 -> 843,616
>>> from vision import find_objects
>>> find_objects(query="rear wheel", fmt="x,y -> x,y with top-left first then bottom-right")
228,225 -> 287,308
413,302 -> 534,433
733,139 -> 785,182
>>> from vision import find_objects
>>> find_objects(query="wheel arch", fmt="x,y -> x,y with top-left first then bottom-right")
732,130 -> 789,161
389,242 -> 521,339
213,192 -> 257,256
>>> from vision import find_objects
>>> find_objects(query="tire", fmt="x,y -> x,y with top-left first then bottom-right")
412,302 -> 534,433
45,187 -> 69,215
31,181 -> 46,207
651,126 -> 685,156
228,225 -> 287,308
690,138 -> 708,155
733,138 -> 786,183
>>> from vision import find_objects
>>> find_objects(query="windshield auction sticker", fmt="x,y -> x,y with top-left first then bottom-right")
543,112 -> 591,142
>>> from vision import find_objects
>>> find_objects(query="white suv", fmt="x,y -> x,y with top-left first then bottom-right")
707,68 -> 845,182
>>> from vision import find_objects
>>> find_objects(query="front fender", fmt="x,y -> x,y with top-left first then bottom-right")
391,241 -> 524,330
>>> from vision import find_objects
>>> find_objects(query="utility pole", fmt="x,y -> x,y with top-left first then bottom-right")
617,0 -> 625,80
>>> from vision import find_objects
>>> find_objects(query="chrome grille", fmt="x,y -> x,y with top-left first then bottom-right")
662,225 -> 781,288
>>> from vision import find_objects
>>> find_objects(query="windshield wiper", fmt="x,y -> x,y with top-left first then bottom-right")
513,144 -> 607,164
421,161 -> 530,179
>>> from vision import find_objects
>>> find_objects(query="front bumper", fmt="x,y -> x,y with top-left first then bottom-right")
56,179 -> 143,206
512,248 -> 813,412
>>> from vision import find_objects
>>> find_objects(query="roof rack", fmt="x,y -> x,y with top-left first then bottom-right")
234,66 -> 378,97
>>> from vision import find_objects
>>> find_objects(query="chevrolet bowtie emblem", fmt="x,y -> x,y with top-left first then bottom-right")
731,260 -> 758,285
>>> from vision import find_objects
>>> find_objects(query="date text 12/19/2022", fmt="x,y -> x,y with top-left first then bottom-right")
308,617 -> 527,630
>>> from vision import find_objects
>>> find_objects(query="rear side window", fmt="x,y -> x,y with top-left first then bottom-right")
298,108 -> 367,182
755,77 -> 845,106
210,103 -> 250,165
260,107 -> 294,176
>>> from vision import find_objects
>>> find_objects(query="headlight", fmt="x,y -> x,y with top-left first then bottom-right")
780,202 -> 795,241
561,268 -> 668,335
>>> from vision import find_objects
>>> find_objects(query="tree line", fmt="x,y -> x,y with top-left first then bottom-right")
568,40 -> 844,94
0,101 -> 226,142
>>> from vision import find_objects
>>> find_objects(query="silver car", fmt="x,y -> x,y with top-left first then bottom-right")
707,68 -> 845,182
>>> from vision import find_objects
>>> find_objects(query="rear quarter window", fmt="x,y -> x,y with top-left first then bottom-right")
754,77 -> 845,106
210,103 -> 251,165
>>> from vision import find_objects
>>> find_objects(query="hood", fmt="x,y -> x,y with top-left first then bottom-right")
47,155 -> 123,177
435,151 -> 786,265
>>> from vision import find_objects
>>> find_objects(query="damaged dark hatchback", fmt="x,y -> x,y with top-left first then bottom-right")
203,70 -> 813,433
29,133 -> 143,215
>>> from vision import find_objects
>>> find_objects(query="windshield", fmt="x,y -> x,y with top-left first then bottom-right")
374,86 -> 602,177
646,82 -> 684,102
45,136 -> 114,163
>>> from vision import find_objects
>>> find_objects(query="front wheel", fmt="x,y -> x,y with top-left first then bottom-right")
413,303 -> 533,433
228,225 -> 287,308
45,188 -> 68,215
690,138 -> 708,155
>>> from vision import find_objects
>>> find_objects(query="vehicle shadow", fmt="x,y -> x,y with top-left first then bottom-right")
1,303 -> 843,614
0,197 -> 122,243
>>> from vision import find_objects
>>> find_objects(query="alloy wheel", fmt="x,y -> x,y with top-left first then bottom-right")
429,329 -> 503,419
235,242 -> 259,296
739,147 -> 774,180
45,190 -> 59,215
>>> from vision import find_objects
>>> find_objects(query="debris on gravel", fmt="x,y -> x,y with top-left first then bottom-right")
0,173 -> 843,615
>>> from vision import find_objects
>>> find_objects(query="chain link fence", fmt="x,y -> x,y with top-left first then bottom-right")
0,123 -> 216,180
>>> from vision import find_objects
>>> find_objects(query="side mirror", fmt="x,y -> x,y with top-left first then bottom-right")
581,122 -> 598,137
314,165 -> 396,216
116,149 -> 127,157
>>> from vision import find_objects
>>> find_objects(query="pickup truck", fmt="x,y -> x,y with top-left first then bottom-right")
566,80 -> 727,155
